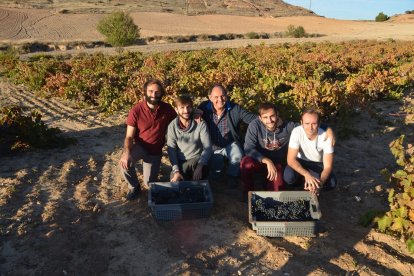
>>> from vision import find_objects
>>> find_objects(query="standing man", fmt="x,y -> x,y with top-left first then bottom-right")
198,84 -> 256,185
167,95 -> 212,181
284,108 -> 337,195
119,79 -> 176,200
241,102 -> 296,194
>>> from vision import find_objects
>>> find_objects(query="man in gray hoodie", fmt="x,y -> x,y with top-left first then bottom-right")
241,102 -> 296,194
167,95 -> 213,181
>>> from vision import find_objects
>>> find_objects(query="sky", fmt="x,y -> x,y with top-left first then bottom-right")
283,0 -> 414,20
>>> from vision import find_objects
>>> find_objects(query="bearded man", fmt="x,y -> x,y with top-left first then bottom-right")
241,102 -> 295,194
167,95 -> 212,182
119,79 -> 176,200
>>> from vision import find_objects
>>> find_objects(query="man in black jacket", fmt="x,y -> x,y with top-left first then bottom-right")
199,84 -> 256,185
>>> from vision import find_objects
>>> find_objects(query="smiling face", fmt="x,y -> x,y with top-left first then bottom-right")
301,112 -> 319,139
144,83 -> 163,105
175,102 -> 193,121
259,108 -> 278,131
208,86 -> 227,112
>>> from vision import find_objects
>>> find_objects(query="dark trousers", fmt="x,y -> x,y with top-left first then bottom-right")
240,156 -> 284,193
120,143 -> 161,191
171,157 -> 209,181
283,159 -> 337,190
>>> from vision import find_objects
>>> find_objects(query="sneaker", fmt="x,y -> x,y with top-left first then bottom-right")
126,188 -> 140,201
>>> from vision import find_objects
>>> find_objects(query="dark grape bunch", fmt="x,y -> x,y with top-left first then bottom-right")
251,196 -> 312,221
152,186 -> 206,204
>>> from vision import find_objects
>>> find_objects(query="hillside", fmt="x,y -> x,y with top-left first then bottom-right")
0,0 -> 314,17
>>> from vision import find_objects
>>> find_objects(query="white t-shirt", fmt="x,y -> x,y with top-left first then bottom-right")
288,126 -> 334,162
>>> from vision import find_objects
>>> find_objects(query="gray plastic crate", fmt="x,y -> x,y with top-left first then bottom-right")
148,180 -> 213,221
248,191 -> 321,237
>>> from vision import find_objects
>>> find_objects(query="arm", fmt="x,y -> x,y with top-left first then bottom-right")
244,121 -> 263,161
320,153 -> 334,186
238,105 -> 257,125
119,125 -> 137,169
194,122 -> 212,180
261,157 -> 278,181
324,127 -> 336,147
166,124 -> 184,181
287,147 -> 320,194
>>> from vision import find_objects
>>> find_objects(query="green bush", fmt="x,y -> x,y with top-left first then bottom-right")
97,11 -> 140,47
0,105 -> 76,153
245,32 -> 260,39
375,12 -> 389,22
285,25 -> 307,38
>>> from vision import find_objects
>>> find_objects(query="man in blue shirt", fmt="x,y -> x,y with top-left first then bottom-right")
198,84 -> 256,186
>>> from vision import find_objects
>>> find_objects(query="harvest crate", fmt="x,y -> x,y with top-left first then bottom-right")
148,180 -> 213,221
248,191 -> 321,237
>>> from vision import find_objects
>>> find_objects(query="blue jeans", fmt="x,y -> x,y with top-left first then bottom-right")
209,142 -> 243,178
283,159 -> 337,190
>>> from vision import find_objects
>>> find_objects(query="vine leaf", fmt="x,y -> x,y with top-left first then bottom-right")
406,239 -> 414,254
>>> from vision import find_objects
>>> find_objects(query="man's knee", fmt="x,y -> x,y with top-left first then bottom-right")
240,156 -> 256,171
283,165 -> 298,185
322,173 -> 337,191
227,143 -> 243,163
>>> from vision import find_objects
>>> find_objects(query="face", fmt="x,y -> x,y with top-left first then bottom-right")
301,113 -> 319,138
259,108 -> 278,131
208,87 -> 227,111
175,103 -> 193,121
145,83 -> 162,105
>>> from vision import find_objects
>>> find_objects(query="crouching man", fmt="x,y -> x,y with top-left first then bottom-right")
284,108 -> 337,195
167,95 -> 212,181
241,103 -> 296,194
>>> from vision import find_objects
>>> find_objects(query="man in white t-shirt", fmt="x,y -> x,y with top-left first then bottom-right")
284,108 -> 337,195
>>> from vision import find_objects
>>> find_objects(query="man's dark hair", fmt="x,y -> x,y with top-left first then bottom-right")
174,95 -> 193,107
301,107 -> 320,123
258,102 -> 279,116
143,79 -> 165,95
209,83 -> 227,95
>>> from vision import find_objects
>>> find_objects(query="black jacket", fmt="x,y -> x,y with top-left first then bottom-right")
198,100 -> 257,147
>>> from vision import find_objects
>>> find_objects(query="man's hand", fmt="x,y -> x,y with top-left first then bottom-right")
262,158 -> 277,181
119,151 -> 133,170
304,172 -> 320,195
192,164 -> 203,181
171,171 -> 184,182
193,109 -> 204,124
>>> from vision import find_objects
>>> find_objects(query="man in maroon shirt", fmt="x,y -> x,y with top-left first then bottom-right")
119,79 -> 176,200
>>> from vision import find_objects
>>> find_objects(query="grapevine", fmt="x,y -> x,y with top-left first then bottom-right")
251,196 -> 312,221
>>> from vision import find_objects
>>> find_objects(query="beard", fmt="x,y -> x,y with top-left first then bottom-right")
178,112 -> 191,121
145,94 -> 162,105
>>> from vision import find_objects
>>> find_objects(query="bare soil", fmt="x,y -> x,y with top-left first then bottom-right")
0,6 -> 413,55
1,82 -> 414,275
1,2 -> 414,275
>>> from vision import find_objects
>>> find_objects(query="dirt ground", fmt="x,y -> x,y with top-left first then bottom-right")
1,82 -> 414,275
1,3 -> 414,275
0,6 -> 413,48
